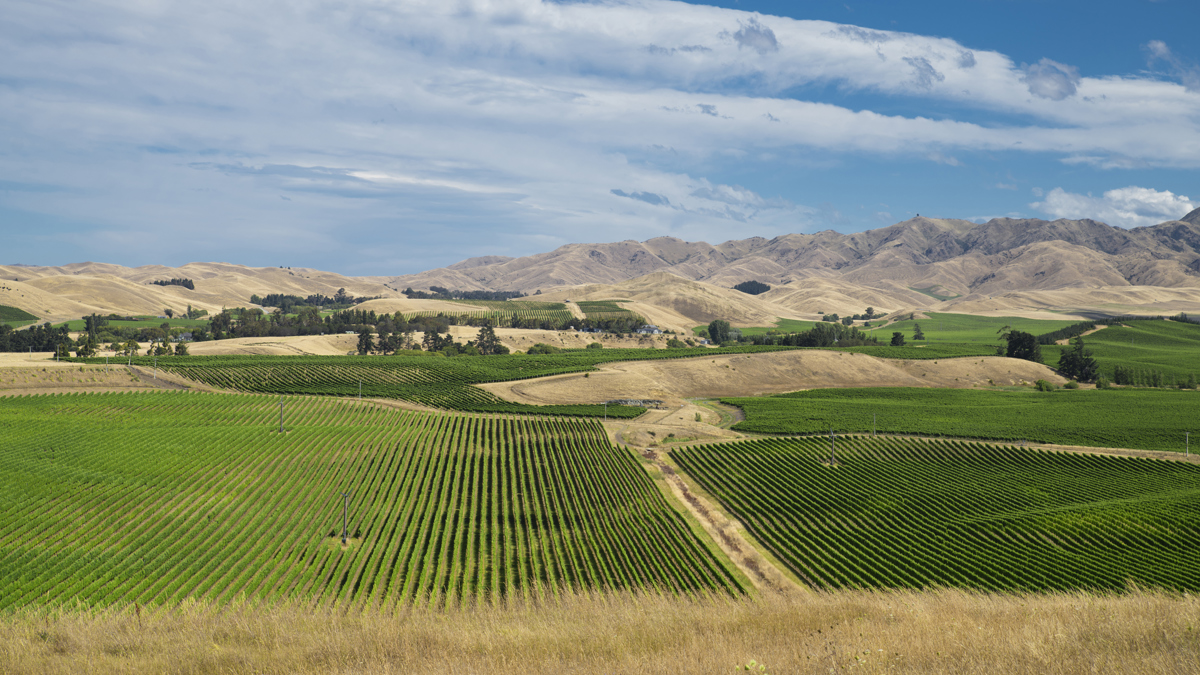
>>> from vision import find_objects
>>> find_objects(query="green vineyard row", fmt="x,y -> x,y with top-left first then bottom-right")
0,392 -> 744,610
673,436 -> 1200,593
723,387 -> 1200,451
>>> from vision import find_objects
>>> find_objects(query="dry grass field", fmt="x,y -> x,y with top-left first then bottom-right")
479,350 -> 1068,405
1,590 -> 1196,674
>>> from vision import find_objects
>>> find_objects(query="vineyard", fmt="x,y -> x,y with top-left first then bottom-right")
674,436 -> 1200,592
575,300 -> 643,322
0,304 -> 38,328
723,387 -> 1200,451
1041,319 -> 1200,385
72,346 -> 796,416
0,392 -> 744,610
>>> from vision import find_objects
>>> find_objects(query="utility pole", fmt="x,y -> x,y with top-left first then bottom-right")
153,356 -> 157,380
604,402 -> 607,422
340,492 -> 350,545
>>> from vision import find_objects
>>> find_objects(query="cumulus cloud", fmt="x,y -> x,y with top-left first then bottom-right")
732,18 -> 779,54
1022,58 -> 1081,100
1031,186 -> 1197,228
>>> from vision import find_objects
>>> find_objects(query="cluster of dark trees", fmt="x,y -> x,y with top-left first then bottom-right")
742,322 -> 880,348
821,308 -> 883,325
355,324 -> 509,357
732,280 -> 771,295
0,323 -> 72,353
251,288 -> 380,312
402,287 -> 526,301
150,278 -> 195,290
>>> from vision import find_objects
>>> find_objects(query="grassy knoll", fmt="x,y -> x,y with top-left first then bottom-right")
723,387 -> 1200,451
1042,319 -> 1200,384
877,311 -> 1079,343
3,590 -> 1196,674
674,436 -> 1200,592
0,392 -> 743,611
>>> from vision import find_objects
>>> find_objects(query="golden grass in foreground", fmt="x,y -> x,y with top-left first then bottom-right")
2,590 -> 1197,674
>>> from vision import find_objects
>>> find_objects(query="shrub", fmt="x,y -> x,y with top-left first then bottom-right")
1096,376 -> 1111,389
1034,379 -> 1056,391
1063,380 -> 1080,389
586,342 -> 603,350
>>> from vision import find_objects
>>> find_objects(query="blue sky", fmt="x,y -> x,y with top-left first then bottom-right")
2,0 -> 1197,276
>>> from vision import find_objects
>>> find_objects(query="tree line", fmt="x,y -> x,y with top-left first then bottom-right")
402,286 -> 527,301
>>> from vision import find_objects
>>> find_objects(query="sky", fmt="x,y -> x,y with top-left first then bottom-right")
2,0 -> 1198,276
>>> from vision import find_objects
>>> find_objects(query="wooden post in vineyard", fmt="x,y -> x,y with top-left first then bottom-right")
340,492 -> 350,545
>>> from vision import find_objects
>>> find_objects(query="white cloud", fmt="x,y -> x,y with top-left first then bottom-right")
1145,40 -> 1200,92
1031,186 -> 1197,228
731,17 -> 779,54
2,0 -> 1200,271
1021,58 -> 1081,100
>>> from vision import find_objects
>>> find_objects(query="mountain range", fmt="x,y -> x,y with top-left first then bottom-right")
4,210 -> 1200,325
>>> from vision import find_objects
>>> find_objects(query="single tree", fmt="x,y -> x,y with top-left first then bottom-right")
913,323 -> 925,340
1004,330 -> 1042,363
890,331 -> 906,346
174,342 -> 189,356
707,320 -> 731,344
475,324 -> 502,355
164,308 -> 174,319
864,307 -> 875,319
357,326 -> 375,355
1057,336 -> 1098,382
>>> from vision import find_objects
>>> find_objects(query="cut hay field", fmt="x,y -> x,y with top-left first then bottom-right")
0,392 -> 743,611
674,436 -> 1200,592
723,387 -> 1200,451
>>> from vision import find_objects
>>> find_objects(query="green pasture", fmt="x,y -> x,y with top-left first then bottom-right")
723,386 -> 1200,452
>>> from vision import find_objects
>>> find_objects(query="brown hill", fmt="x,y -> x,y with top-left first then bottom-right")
387,216 -> 1200,300
7,214 -> 1200,325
